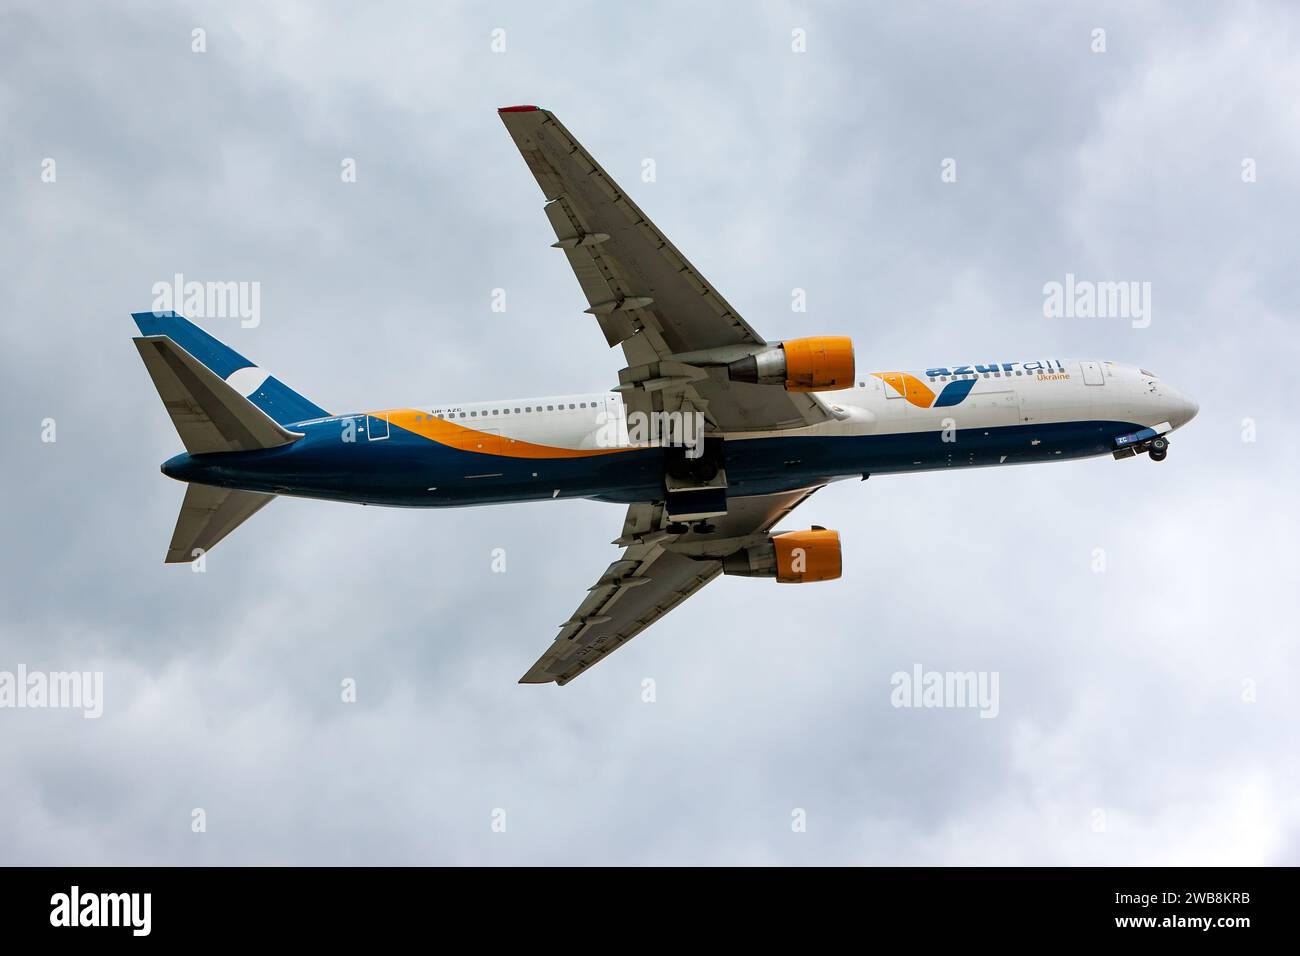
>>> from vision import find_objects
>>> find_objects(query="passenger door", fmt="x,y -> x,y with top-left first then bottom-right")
880,372 -> 906,399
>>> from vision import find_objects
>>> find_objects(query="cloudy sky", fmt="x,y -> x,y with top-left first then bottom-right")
2,0 -> 1297,865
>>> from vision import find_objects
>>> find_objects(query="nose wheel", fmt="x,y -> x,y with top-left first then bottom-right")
1149,436 -> 1168,462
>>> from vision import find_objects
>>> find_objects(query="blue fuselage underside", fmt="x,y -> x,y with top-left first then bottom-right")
162,419 -> 1141,507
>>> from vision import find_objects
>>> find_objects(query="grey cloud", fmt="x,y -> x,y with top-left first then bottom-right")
0,0 -> 1296,864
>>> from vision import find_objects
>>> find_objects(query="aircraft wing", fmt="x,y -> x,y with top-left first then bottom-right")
498,106 -> 835,432
520,486 -> 822,685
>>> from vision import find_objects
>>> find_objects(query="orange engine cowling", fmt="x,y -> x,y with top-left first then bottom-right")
773,528 -> 842,582
782,336 -> 855,392
725,336 -> 855,392
721,528 -> 842,584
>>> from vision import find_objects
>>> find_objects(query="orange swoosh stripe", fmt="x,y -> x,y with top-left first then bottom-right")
873,372 -> 936,408
381,408 -> 629,459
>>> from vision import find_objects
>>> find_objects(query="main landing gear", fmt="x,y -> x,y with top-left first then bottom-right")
664,438 -> 728,535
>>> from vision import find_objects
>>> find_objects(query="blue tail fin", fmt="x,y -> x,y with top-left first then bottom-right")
131,312 -> 328,426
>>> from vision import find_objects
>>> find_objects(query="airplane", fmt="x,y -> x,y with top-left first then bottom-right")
132,105 -> 1199,686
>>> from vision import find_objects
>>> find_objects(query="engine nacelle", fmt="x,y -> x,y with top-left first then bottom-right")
726,336 -> 855,392
721,528 -> 842,583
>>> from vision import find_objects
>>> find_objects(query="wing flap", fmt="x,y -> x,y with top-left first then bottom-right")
501,108 -> 760,353
499,106 -> 834,431
521,548 -> 719,685
521,487 -> 823,685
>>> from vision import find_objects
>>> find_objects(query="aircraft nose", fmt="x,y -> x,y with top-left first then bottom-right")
1168,390 -> 1199,429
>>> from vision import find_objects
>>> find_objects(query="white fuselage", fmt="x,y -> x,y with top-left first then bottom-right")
413,359 -> 1197,455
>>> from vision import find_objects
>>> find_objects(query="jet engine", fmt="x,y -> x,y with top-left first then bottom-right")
721,528 -> 842,583
726,336 -> 855,392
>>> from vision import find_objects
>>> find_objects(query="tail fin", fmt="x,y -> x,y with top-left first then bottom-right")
133,335 -> 304,454
131,311 -> 328,426
167,484 -> 275,564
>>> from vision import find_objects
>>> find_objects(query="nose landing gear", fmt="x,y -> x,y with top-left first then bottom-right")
1112,428 -> 1172,461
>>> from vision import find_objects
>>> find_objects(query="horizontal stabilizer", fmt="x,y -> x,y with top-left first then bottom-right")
134,336 -> 303,454
166,484 -> 275,564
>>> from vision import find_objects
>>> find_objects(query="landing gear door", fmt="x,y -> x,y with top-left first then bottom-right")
1080,361 -> 1105,386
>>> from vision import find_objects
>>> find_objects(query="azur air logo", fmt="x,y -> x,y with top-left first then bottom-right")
872,372 -> 974,408
875,361 -> 1065,408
